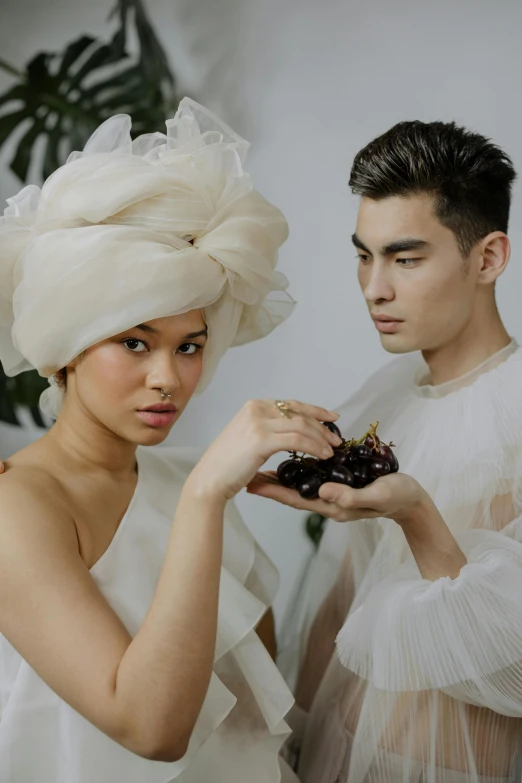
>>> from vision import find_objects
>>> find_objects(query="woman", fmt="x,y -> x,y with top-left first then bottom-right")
0,98 -> 344,782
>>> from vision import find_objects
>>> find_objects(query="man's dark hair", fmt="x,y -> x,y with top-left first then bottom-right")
349,121 -> 516,256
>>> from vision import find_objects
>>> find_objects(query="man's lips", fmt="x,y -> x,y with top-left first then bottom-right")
371,314 -> 403,333
371,314 -> 403,323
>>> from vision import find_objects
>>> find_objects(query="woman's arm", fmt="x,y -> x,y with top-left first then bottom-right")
0,467 -> 227,762
0,399 -> 340,761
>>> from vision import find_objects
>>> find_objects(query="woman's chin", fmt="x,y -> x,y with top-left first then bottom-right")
137,428 -> 172,446
125,421 -> 174,447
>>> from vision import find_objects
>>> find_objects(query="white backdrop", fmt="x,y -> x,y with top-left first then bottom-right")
1,0 -> 522,624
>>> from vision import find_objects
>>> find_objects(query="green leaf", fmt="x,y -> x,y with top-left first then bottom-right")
305,513 -> 327,549
0,0 -> 178,186
134,4 -> 174,86
26,52 -> 54,91
83,64 -> 142,99
42,120 -> 63,179
0,109 -> 30,146
0,396 -> 20,426
28,405 -> 47,428
67,29 -> 127,92
10,118 -> 46,181
0,57 -> 24,79
0,84 -> 32,110
0,365 -> 20,426
12,369 -> 49,408
57,35 -> 96,82
95,83 -> 151,112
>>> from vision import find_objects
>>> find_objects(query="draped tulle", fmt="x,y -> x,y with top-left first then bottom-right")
0,98 -> 294,419
0,447 -> 296,783
287,341 -> 522,782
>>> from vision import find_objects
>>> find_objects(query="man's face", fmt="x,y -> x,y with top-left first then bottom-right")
354,194 -> 480,354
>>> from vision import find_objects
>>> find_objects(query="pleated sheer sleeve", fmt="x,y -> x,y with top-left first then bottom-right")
336,522 -> 522,717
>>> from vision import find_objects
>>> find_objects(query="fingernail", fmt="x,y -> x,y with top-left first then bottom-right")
323,448 -> 333,458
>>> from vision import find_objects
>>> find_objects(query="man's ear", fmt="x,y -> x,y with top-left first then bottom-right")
475,231 -> 510,284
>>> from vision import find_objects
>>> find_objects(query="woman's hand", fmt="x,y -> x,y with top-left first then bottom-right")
246,470 -> 428,524
186,400 -> 342,502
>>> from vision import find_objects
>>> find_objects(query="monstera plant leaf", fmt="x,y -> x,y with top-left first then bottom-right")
0,0 -> 177,182
0,0 -> 178,426
0,363 -> 49,428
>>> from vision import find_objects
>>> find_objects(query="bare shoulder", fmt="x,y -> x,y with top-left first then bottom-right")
0,459 -> 68,506
0,460 -> 79,563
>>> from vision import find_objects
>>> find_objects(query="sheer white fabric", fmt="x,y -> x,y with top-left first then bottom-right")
288,341 -> 522,782
0,447 -> 298,783
0,98 -> 294,419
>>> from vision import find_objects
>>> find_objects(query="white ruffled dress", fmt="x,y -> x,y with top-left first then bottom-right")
0,447 -> 297,783
291,341 -> 522,783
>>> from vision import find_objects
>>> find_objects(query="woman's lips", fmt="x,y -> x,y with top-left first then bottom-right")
136,410 -> 177,427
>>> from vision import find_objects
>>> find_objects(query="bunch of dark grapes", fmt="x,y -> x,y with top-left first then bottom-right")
276,421 -> 399,499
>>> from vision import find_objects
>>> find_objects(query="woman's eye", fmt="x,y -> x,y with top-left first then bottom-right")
123,338 -> 148,353
178,343 -> 201,356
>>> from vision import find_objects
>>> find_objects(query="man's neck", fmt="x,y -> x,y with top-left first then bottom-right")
421,305 -> 511,387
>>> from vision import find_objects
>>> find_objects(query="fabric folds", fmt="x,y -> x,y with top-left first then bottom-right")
0,447 -> 295,782
0,98 -> 294,419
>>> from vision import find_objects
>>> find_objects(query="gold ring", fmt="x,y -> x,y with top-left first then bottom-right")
275,399 -> 292,418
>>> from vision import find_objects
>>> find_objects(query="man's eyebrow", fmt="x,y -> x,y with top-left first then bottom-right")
351,233 -> 372,254
351,235 -> 430,256
381,238 -> 430,255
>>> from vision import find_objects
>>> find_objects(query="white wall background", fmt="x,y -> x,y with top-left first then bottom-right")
1,0 -> 522,625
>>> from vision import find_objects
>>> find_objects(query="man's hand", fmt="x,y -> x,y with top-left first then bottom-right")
247,470 -> 426,524
247,471 -> 467,580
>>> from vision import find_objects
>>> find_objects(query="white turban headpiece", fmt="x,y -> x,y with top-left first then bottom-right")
0,98 -> 293,419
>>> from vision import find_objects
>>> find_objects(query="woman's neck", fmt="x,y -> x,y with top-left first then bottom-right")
43,404 -> 138,478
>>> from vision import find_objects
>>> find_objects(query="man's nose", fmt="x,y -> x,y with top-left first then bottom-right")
361,263 -> 394,304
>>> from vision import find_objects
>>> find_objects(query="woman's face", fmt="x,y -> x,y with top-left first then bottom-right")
67,310 -> 208,445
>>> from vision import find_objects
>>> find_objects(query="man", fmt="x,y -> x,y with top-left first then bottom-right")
249,121 -> 522,781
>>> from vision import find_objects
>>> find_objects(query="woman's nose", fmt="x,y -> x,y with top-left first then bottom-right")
147,353 -> 181,393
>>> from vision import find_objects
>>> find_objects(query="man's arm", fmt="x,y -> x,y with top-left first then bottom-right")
247,470 -> 467,581
250,470 -> 522,736
393,496 -> 467,579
